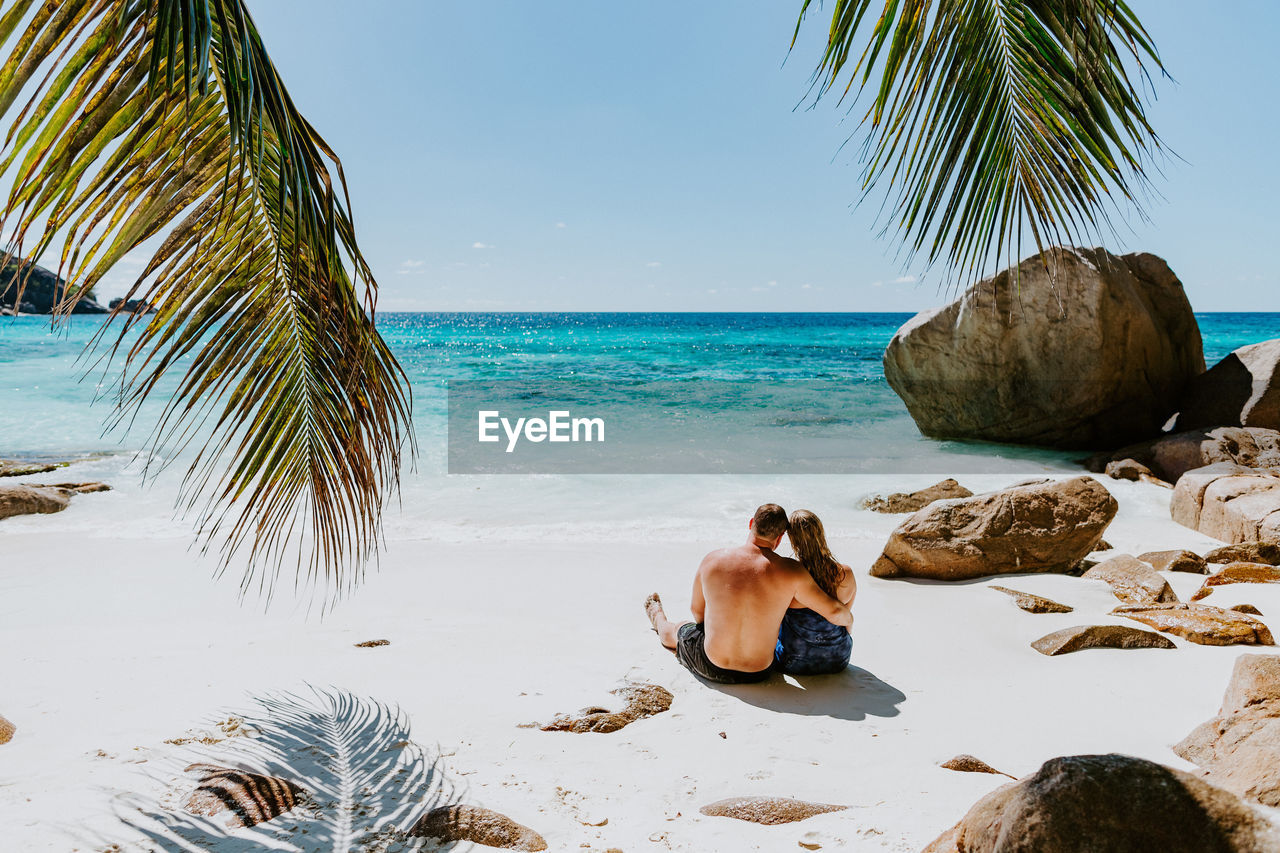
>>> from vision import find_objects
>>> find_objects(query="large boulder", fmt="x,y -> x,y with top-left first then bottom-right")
1088,426 -> 1280,483
0,482 -> 111,521
1177,339 -> 1280,431
1170,462 -> 1280,544
922,754 -> 1279,853
1175,655 -> 1280,808
870,476 -> 1117,581
0,259 -> 107,314
883,248 -> 1204,449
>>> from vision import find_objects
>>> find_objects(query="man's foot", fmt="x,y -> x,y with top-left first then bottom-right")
644,593 -> 664,633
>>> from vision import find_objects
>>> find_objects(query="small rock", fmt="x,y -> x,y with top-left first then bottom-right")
1031,625 -> 1176,656
183,764 -> 304,827
1083,555 -> 1179,605
1106,458 -> 1153,482
798,830 -> 829,850
940,755 -> 1014,778
410,805 -> 547,851
1094,540 -> 1114,551
1232,604 -> 1265,616
1205,542 -> 1280,566
990,586 -> 1072,614
354,639 -> 390,648
0,481 -> 111,521
1138,549 -> 1208,574
861,479 -> 973,513
0,714 -> 14,745
699,796 -> 847,825
541,683 -> 672,733
1115,603 -> 1275,646
1191,562 -> 1280,601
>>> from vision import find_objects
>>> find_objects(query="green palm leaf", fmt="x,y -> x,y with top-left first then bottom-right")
0,0 -> 413,602
796,0 -> 1167,279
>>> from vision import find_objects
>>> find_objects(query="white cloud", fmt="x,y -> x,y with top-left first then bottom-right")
750,286 -> 766,292
472,242 -> 494,249
555,222 -> 567,229
646,261 -> 662,268
804,283 -> 816,290
893,274 -> 917,284
767,280 -> 778,288
397,259 -> 426,276
869,281 -> 883,288
707,288 -> 718,294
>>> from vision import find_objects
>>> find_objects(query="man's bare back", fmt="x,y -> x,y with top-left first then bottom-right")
695,540 -> 852,671
646,505 -> 852,683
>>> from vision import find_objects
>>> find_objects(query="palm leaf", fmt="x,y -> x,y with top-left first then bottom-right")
0,0 -> 413,602
795,0 -> 1167,280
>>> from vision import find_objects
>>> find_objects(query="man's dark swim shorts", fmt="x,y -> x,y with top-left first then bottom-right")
675,622 -> 772,684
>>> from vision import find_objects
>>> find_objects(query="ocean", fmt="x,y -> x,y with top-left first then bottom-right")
0,312 -> 1276,546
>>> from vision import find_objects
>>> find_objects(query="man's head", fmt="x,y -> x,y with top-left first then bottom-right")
749,503 -> 788,546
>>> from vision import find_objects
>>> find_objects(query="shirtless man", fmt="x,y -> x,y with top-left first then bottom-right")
644,503 -> 853,684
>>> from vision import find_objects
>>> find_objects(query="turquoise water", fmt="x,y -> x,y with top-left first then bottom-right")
0,312 -> 1276,542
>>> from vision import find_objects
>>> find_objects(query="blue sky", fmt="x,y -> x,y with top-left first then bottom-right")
238,1 -> 1278,313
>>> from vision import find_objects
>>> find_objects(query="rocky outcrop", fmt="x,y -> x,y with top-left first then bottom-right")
990,586 -> 1072,613
1233,604 -> 1265,616
1206,542 -> 1280,565
940,755 -> 1014,778
1137,549 -> 1207,574
1171,462 -> 1280,544
540,683 -> 672,733
0,482 -> 111,521
1088,426 -> 1280,483
1175,655 -> 1280,808
1177,339 -> 1280,432
1031,625 -> 1176,656
922,754 -> 1280,853
698,796 -> 846,825
1083,555 -> 1178,605
410,805 -> 547,851
871,476 -> 1117,581
0,259 -> 107,314
0,714 -> 13,745
860,479 -> 972,513
1191,562 -> 1280,601
1115,603 -> 1275,646
183,764 -> 304,827
0,460 -> 66,477
882,248 -> 1203,449
108,297 -> 157,314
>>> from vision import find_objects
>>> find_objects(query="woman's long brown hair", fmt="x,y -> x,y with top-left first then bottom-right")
788,509 -> 842,599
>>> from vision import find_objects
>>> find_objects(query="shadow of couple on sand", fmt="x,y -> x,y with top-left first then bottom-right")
707,665 -> 907,721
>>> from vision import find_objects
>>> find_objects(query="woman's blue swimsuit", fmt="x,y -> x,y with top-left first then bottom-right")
774,607 -> 852,675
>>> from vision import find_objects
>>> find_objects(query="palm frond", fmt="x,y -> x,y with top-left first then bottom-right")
795,0 -> 1167,280
0,0 -> 413,602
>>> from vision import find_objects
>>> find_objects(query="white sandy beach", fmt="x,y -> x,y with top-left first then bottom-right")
3,469 -> 1279,852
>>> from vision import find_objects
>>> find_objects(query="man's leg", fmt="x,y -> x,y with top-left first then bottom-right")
644,593 -> 688,651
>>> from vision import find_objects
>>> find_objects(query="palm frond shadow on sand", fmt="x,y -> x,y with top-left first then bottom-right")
109,687 -> 457,852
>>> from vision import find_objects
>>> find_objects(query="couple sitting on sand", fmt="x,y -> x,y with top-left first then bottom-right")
646,503 -> 855,684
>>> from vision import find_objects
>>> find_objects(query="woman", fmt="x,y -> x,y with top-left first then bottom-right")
775,509 -> 855,675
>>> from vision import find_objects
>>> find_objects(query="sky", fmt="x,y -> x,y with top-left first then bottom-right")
111,1 -> 1280,312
